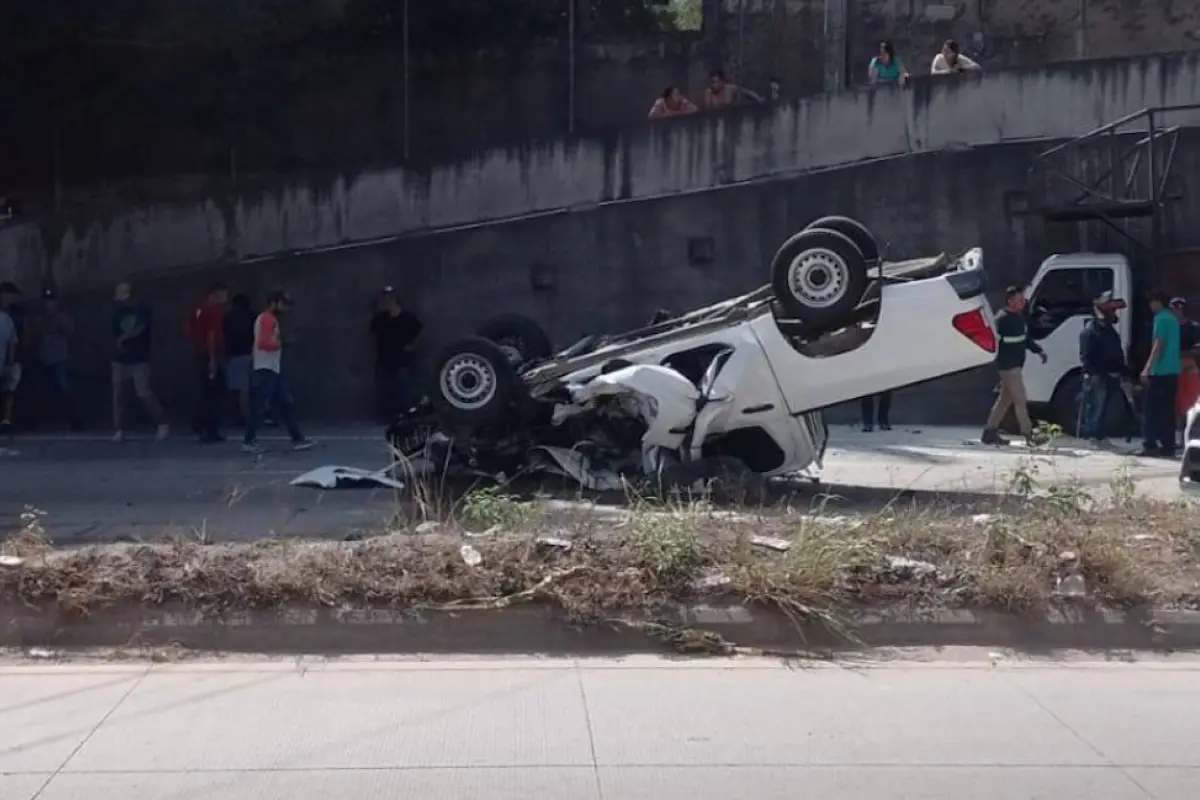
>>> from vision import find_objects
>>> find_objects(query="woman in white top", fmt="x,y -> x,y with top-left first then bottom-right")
931,39 -> 981,75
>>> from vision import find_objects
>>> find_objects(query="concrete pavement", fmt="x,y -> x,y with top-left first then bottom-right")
0,425 -> 1184,544
2,650 -> 1199,799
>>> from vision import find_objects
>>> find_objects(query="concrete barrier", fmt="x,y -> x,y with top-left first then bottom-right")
11,50 -> 1200,290
4,600 -> 1198,655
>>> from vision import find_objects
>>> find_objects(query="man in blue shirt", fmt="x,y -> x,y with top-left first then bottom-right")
1140,290 -> 1181,457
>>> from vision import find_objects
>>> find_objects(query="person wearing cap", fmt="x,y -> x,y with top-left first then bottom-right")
369,286 -> 423,422
28,287 -> 82,430
1078,290 -> 1128,445
981,286 -> 1046,446
1170,297 -> 1200,433
242,289 -> 314,454
0,281 -> 22,434
1140,290 -> 1182,458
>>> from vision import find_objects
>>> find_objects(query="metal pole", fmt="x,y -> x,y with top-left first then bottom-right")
736,0 -> 745,81
402,0 -> 411,160
567,0 -> 576,134
53,123 -> 62,213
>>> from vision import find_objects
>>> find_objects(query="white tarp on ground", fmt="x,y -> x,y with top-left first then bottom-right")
291,465 -> 405,490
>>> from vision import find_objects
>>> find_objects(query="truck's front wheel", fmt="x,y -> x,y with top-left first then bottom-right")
1050,372 -> 1130,438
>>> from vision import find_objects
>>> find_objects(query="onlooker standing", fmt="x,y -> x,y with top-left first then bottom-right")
648,85 -> 698,118
30,288 -> 82,430
111,281 -> 169,442
1078,291 -> 1128,445
242,289 -> 314,454
0,282 -> 27,433
767,76 -> 782,102
1170,297 -> 1200,431
223,292 -> 257,427
1139,290 -> 1181,457
370,287 -> 424,422
701,70 -> 763,110
869,41 -> 909,86
931,39 -> 981,75
981,286 -> 1047,446
860,391 -> 892,432
187,281 -> 229,443
0,283 -> 19,435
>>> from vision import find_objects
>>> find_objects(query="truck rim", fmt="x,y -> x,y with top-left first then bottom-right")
788,248 -> 848,309
439,353 -> 497,410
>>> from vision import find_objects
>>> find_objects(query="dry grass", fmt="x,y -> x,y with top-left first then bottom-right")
4,473 -> 1200,641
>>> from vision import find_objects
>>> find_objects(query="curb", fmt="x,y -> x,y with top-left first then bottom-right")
5,601 -> 1200,655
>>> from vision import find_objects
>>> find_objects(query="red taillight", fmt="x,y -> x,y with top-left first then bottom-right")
952,308 -> 996,353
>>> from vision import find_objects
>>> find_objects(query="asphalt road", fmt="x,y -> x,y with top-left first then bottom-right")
0,425 -> 1185,544
3,649 -> 1199,799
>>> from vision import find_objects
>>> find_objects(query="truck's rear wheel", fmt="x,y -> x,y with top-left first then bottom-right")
803,216 -> 880,264
770,228 -> 869,328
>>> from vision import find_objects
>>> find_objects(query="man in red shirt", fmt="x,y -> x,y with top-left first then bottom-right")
188,281 -> 229,443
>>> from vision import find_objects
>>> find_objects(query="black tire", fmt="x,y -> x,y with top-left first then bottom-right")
476,314 -> 552,366
428,337 -> 518,425
803,215 -> 880,264
1050,371 -> 1129,438
770,227 -> 869,327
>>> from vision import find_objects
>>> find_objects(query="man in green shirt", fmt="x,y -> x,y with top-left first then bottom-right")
1140,290 -> 1181,457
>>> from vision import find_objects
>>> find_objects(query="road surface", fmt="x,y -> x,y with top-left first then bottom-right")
2,649 -> 1198,799
0,425 -> 1184,544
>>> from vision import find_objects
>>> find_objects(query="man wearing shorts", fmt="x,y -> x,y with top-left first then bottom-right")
111,282 -> 169,442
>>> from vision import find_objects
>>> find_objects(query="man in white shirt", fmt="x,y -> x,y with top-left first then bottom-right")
931,39 -> 981,75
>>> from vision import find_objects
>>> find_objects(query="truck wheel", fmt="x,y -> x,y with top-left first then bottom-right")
476,314 -> 552,366
804,216 -> 880,264
770,228 -> 869,327
428,337 -> 518,425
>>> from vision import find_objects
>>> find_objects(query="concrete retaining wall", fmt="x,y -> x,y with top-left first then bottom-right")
9,50 -> 1200,291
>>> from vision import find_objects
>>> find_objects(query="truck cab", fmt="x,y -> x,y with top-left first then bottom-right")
1021,253 -> 1135,435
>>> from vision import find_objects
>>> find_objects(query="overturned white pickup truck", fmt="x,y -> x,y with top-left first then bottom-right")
361,217 -> 999,491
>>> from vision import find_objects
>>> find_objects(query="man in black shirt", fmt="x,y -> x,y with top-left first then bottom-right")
1078,291 -> 1129,445
370,287 -> 423,421
982,286 -> 1047,445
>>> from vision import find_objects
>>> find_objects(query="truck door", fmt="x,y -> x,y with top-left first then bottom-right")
1022,262 -> 1119,422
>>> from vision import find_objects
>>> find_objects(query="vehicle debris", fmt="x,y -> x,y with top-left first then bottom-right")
750,535 -> 792,552
459,544 -> 483,567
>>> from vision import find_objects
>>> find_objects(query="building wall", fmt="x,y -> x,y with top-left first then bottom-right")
37,128 -> 1200,429
7,51 -> 1200,295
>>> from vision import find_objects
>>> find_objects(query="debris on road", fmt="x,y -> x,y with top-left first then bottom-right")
459,544 -> 483,567
750,535 -> 792,552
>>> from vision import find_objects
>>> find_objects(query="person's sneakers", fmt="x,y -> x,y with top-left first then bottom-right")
880,423 -> 892,431
861,424 -> 873,433
242,442 -> 264,455
291,438 -> 316,452
112,429 -> 125,443
155,424 -> 170,441
981,428 -> 1010,446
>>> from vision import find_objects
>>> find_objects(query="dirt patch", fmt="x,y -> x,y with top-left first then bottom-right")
5,481 -> 1200,655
